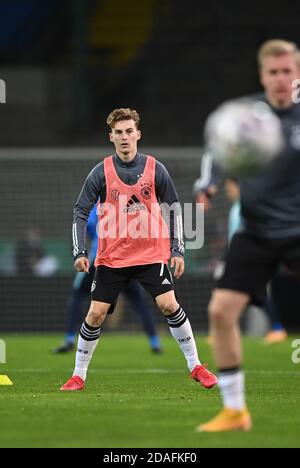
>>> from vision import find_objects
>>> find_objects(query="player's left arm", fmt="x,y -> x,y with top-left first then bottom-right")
155,161 -> 185,279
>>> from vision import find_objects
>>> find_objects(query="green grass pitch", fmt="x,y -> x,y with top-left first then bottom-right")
0,334 -> 299,448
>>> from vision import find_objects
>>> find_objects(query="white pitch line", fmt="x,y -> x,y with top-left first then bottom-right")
4,368 -> 300,376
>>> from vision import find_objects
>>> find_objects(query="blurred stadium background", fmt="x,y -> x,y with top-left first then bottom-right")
0,0 -> 300,336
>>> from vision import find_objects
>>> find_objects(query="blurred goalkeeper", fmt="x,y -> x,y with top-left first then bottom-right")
60,107 -> 217,391
194,39 -> 300,432
53,204 -> 163,355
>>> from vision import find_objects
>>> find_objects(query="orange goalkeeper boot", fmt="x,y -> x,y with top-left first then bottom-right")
196,407 -> 252,432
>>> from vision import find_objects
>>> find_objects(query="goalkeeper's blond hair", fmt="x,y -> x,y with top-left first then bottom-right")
258,39 -> 300,69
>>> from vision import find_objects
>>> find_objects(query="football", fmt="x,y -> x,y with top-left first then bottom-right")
204,98 -> 284,177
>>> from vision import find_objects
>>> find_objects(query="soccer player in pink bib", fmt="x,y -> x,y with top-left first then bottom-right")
61,108 -> 217,391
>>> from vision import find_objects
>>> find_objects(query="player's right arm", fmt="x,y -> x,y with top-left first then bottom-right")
193,150 -> 220,211
73,162 -> 105,272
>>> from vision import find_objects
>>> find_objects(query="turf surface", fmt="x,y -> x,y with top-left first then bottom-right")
0,334 -> 299,448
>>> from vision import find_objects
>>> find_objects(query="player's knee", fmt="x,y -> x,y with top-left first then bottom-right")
86,304 -> 108,326
157,299 -> 179,315
208,300 -> 230,325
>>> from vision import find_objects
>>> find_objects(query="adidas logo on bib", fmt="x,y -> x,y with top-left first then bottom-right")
161,278 -> 171,285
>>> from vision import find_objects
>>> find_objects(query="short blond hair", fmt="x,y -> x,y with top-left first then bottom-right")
257,39 -> 300,68
107,108 -> 140,129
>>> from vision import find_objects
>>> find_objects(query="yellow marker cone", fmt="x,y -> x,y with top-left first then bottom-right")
0,375 -> 13,385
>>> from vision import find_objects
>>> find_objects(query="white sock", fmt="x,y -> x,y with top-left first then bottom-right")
167,307 -> 201,371
73,321 -> 101,381
218,370 -> 245,410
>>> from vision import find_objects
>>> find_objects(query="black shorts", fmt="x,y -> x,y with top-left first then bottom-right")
91,263 -> 174,309
216,233 -> 300,305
